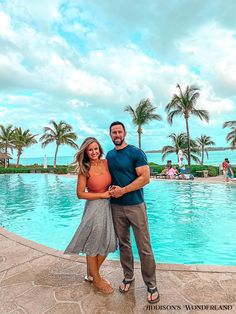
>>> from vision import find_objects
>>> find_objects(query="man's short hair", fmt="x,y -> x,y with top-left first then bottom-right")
109,121 -> 126,133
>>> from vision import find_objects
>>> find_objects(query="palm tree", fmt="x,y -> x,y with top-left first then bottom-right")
13,128 -> 38,167
40,120 -> 78,168
0,124 -> 15,168
162,132 -> 200,164
124,98 -> 162,149
165,84 -> 209,165
223,121 -> 236,148
196,134 -> 215,164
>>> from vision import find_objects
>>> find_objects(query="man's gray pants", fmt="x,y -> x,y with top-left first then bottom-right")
111,202 -> 156,288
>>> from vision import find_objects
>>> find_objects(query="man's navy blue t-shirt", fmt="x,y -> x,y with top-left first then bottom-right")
106,145 -> 148,205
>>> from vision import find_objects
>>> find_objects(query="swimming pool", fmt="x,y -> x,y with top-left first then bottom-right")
1,174 -> 236,266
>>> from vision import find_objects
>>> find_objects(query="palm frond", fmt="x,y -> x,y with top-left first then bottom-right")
222,120 -> 236,128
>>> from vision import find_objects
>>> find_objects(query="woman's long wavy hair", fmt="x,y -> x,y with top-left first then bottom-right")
73,137 -> 104,177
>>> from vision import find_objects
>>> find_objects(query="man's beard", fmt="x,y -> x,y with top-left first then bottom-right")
112,138 -> 124,146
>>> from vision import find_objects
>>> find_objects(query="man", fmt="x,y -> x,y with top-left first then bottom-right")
225,159 -> 234,182
106,121 -> 159,304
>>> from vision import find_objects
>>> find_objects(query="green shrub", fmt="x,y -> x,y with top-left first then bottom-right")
190,165 -> 219,177
233,167 -> 236,176
207,166 -> 218,177
54,167 -> 68,174
0,165 -> 69,174
148,163 -> 165,174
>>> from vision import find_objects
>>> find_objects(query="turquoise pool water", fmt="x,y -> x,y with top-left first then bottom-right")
1,174 -> 236,266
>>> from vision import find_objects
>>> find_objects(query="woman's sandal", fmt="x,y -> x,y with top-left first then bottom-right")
93,281 -> 114,294
84,274 -> 111,285
119,277 -> 135,293
84,275 -> 93,283
147,286 -> 160,304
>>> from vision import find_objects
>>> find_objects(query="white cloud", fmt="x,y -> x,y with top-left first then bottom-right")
0,0 -> 236,157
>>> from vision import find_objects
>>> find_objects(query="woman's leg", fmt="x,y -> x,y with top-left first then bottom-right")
97,255 -> 112,285
97,254 -> 106,271
87,255 -> 100,282
87,255 -> 113,294
86,254 -> 106,277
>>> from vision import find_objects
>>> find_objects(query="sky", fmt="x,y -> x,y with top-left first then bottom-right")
0,0 -> 236,159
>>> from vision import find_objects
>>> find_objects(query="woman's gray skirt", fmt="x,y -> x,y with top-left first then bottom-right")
64,199 -> 117,256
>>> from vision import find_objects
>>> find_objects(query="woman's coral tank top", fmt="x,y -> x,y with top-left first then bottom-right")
87,159 -> 112,193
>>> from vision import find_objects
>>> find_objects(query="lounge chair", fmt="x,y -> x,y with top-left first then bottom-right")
156,172 -> 168,179
149,166 -> 159,178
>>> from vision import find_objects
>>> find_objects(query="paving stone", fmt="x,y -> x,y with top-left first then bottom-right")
0,282 -> 34,301
80,290 -> 135,314
171,270 -> 199,283
1,268 -> 36,286
182,279 -> 235,304
219,278 -> 236,297
54,283 -> 92,302
0,245 -> 43,272
44,303 -> 82,314
0,301 -> 18,313
8,308 -> 27,314
15,286 -> 56,314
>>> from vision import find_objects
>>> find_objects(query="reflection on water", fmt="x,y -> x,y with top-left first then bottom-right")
0,174 -> 236,266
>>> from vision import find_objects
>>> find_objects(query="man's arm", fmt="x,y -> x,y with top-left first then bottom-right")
109,165 -> 150,198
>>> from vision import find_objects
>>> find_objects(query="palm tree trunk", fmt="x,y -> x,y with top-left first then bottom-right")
201,146 -> 204,164
185,117 -> 191,166
138,127 -> 142,149
16,150 -> 21,168
4,144 -> 8,168
54,144 -> 59,168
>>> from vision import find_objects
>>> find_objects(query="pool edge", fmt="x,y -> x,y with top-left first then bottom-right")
1,226 -> 236,274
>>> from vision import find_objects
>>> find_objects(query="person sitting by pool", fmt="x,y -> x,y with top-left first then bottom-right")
166,160 -> 172,170
158,166 -> 168,178
64,137 -> 117,294
178,165 -> 194,180
167,166 -> 179,179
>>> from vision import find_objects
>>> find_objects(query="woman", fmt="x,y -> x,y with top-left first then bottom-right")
64,137 -> 117,294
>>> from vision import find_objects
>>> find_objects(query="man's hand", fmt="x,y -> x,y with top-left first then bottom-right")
109,185 -> 126,198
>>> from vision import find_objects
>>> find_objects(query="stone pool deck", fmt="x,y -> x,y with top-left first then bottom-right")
0,227 -> 236,313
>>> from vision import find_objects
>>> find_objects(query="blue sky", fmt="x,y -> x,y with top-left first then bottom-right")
0,0 -> 236,158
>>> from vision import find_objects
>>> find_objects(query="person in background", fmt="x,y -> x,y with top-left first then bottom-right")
64,137 -> 117,294
166,160 -> 172,170
168,166 -> 179,179
222,158 -> 229,182
226,159 -> 234,182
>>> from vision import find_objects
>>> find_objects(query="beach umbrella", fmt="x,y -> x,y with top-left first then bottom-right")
178,149 -> 183,167
43,155 -> 47,169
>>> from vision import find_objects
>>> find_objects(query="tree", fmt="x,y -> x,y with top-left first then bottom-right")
165,84 -> 209,166
13,128 -> 37,167
162,133 -> 200,164
196,134 -> 215,164
223,121 -> 236,148
40,120 -> 78,168
124,98 -> 162,149
0,124 -> 15,168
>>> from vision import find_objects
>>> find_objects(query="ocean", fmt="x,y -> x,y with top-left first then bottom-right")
12,149 -> 236,166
